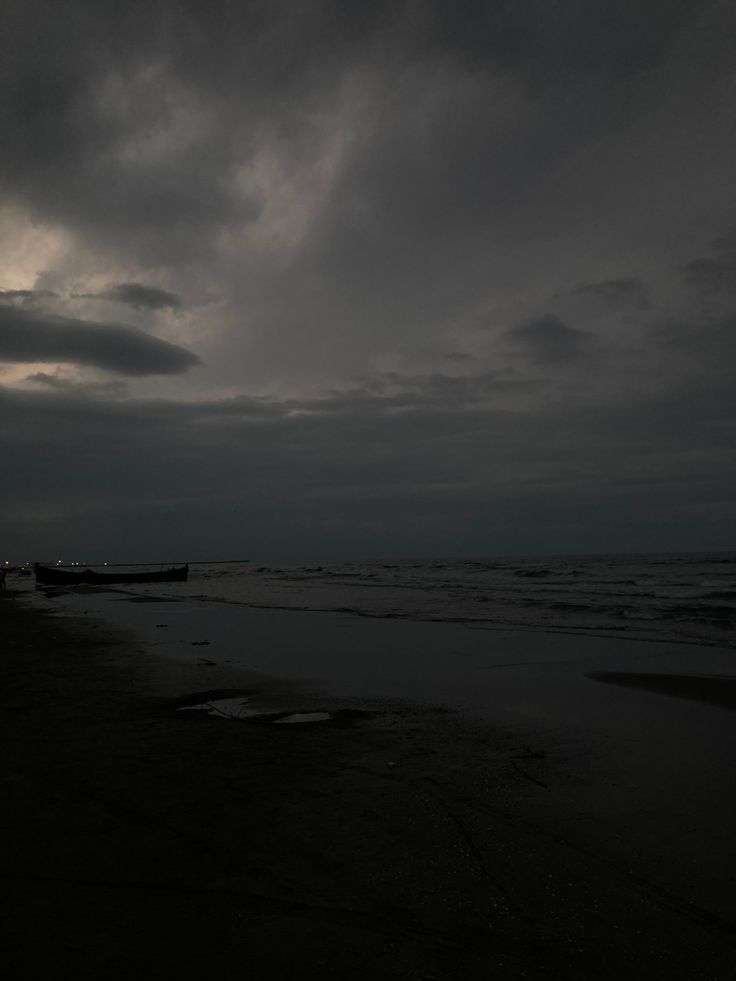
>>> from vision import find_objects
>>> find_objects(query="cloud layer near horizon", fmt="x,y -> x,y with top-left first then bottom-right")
3,375 -> 734,560
1,1 -> 735,557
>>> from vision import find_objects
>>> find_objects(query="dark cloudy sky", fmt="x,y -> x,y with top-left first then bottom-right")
2,1 -> 736,561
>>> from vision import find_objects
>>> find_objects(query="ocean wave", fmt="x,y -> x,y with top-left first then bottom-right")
121,552 -> 736,650
658,603 -> 735,624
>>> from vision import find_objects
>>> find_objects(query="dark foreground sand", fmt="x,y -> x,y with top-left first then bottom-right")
2,589 -> 735,980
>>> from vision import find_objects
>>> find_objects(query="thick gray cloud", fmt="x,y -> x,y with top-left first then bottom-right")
680,234 -> 736,294
0,289 -> 59,303
25,370 -> 128,397
573,277 -> 650,309
505,315 -> 593,364
0,0 -> 718,258
0,305 -> 199,376
82,283 -> 184,310
1,1 -> 735,558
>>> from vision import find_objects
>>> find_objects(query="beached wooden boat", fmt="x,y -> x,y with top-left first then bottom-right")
34,563 -> 188,585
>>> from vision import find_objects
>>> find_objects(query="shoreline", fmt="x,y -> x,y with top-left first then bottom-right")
22,546 -> 736,655
3,587 -> 736,978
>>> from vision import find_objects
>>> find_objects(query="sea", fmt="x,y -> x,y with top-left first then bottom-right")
73,551 -> 736,651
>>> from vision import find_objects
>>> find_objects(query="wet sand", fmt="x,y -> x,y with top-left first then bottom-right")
589,671 -> 736,710
2,588 -> 736,979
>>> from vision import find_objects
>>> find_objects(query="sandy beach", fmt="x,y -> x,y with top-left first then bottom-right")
3,585 -> 736,980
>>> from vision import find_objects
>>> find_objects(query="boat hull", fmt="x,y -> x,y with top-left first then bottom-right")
34,564 -> 188,585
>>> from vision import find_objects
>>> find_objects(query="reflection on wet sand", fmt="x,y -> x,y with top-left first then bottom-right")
588,671 -> 736,709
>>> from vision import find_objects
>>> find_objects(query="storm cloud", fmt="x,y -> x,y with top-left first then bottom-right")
680,234 -> 736,294
505,316 -> 593,364
0,306 -> 199,376
83,283 -> 184,310
573,278 -> 650,310
1,1 -> 735,558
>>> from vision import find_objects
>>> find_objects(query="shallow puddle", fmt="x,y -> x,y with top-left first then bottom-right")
178,697 -> 264,719
177,697 -> 332,723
